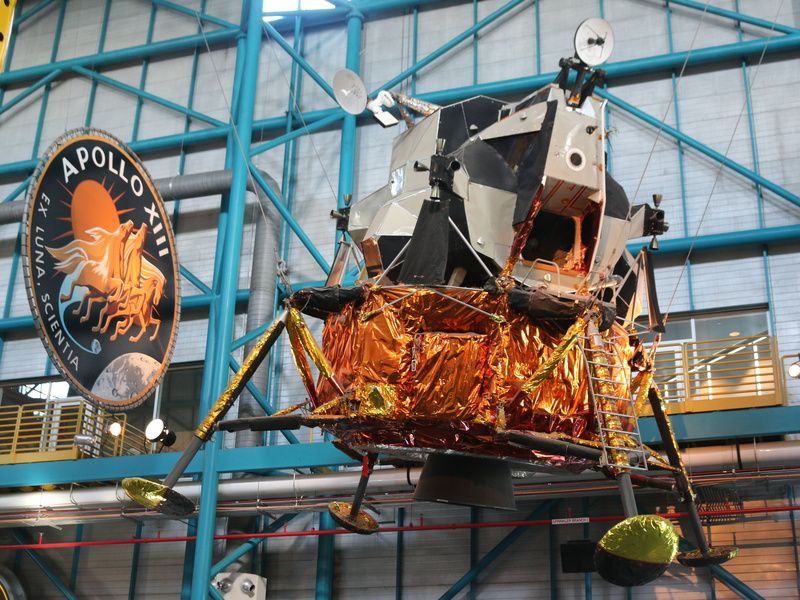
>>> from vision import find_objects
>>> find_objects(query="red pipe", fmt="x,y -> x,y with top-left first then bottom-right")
2,504 -> 799,551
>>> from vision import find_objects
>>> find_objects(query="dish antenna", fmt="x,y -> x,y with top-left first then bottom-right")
333,68 -> 368,115
333,69 -> 399,127
574,17 -> 614,67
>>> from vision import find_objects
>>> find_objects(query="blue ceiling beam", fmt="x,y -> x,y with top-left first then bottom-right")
151,0 -> 238,30
4,29 -> 800,181
598,88 -> 800,209
71,65 -> 226,128
667,0 -> 799,36
0,28 -> 238,87
263,21 -> 337,102
628,223 -> 800,256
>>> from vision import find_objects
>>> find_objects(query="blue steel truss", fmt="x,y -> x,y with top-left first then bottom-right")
0,1 -> 796,598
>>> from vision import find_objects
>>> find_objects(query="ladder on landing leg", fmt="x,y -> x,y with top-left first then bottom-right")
581,319 -> 648,471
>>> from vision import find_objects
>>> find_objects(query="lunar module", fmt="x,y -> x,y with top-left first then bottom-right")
123,19 -> 737,586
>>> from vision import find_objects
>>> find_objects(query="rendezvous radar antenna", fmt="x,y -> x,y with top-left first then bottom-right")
555,17 -> 615,107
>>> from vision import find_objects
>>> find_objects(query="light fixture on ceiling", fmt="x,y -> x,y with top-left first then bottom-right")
145,418 -> 177,447
789,355 -> 800,379
108,421 -> 123,437
728,330 -> 741,337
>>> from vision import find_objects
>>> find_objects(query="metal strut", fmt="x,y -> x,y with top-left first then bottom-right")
328,453 -> 380,535
647,386 -> 738,567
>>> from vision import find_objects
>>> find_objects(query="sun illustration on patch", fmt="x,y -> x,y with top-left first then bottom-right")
23,128 -> 180,411
48,175 -> 166,344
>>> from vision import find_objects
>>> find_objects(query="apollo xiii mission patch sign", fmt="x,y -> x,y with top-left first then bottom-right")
22,129 -> 180,411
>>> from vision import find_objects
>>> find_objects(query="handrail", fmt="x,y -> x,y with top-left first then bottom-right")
642,334 -> 782,415
0,397 -> 148,464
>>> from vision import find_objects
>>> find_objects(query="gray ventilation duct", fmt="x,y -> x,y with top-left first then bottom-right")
0,169 -> 268,223
234,173 -> 281,448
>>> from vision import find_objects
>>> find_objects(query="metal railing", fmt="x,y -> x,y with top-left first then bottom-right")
0,397 -> 148,465
642,334 -> 782,415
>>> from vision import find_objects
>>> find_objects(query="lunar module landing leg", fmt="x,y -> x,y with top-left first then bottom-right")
647,387 -> 738,567
121,311 -> 290,516
328,454 -> 379,535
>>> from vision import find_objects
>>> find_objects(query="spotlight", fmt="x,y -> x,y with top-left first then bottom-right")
789,356 -> 800,379
145,418 -> 177,447
108,421 -> 123,437
73,434 -> 97,448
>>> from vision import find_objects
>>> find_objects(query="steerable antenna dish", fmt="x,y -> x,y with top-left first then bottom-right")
332,68 -> 399,127
574,17 -> 614,67
333,68 -> 368,115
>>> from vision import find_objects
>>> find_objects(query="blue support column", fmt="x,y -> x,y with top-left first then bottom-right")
131,2 -> 158,141
315,512 -> 336,600
468,507 -> 479,600
69,524 -> 83,592
267,16 -> 304,428
181,518 -> 198,600
189,1 -> 262,598
664,0 -> 695,310
337,7 -> 364,211
83,0 -> 112,127
582,498 -> 592,599
30,0 -> 66,158
439,500 -> 558,600
395,507 -> 405,600
734,0 -> 778,337
549,505 -> 558,600
128,521 -> 143,600
208,514 -> 297,586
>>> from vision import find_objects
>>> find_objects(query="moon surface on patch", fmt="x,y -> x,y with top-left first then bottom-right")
92,353 -> 162,401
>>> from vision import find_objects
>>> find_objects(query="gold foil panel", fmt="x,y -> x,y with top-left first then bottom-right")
287,307 -> 346,398
314,286 -> 607,445
409,331 -> 489,419
355,383 -> 398,417
633,370 -> 654,417
521,317 -> 586,396
286,314 -> 318,404
287,308 -> 336,380
501,187 -> 543,277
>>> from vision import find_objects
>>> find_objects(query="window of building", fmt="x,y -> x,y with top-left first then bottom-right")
644,306 -> 774,411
